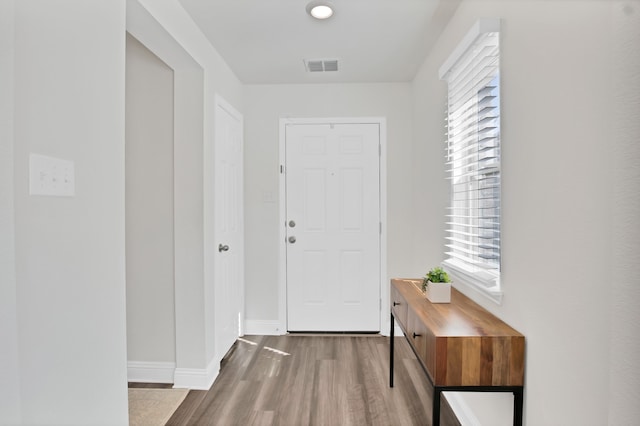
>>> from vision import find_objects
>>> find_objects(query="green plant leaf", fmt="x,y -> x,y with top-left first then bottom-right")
425,266 -> 451,283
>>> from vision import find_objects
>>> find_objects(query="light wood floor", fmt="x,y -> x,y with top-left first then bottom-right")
140,335 -> 461,425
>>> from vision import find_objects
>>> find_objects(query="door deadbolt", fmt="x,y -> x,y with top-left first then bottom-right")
218,244 -> 230,252
288,236 -> 296,244
288,220 -> 296,228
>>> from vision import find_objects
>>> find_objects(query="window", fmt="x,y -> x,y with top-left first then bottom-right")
439,19 -> 502,303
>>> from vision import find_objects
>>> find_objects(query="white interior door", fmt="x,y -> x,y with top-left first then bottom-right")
285,123 -> 381,332
214,96 -> 244,359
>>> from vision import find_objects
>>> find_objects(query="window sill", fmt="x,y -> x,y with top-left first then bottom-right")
443,260 -> 503,305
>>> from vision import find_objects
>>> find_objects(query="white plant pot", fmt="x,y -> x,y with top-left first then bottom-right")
424,282 -> 451,303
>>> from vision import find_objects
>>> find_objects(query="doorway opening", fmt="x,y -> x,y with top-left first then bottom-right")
125,32 -> 177,383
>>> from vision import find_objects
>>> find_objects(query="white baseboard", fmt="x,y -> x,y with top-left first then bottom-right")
443,392 -> 482,426
244,319 -> 394,336
173,357 -> 219,390
244,319 -> 284,335
127,361 -> 175,384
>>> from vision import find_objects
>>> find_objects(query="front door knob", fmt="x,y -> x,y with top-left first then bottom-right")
218,244 -> 230,252
288,236 -> 296,244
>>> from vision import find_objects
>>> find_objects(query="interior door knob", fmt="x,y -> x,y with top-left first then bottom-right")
288,236 -> 296,244
218,244 -> 230,252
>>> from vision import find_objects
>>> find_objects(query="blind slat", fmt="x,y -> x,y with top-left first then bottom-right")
442,29 -> 501,278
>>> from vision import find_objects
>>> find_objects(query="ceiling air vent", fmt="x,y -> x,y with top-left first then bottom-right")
304,59 -> 339,73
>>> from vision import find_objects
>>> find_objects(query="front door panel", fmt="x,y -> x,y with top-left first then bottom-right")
285,123 -> 380,332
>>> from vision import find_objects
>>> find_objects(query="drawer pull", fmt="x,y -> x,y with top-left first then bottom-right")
393,301 -> 400,306
413,332 -> 421,338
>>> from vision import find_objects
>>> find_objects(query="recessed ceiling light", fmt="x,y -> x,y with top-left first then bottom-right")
306,1 -> 334,20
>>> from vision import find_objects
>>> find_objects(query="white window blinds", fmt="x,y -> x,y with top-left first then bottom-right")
439,19 -> 501,295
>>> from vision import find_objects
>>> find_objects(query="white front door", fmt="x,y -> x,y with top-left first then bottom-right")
214,96 -> 244,359
285,122 -> 381,332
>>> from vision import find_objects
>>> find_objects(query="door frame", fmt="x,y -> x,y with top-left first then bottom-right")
278,117 -> 388,334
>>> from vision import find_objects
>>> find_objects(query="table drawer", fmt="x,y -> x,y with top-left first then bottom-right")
407,306 -> 428,365
390,284 -> 408,330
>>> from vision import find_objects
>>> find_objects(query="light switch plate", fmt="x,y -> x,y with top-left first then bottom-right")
29,153 -> 75,197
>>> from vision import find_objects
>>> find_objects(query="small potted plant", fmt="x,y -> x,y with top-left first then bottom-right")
422,266 -> 452,303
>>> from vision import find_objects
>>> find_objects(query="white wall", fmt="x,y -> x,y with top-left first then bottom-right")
243,83 -> 413,331
11,0 -> 129,424
608,2 -> 640,424
0,0 -> 22,423
125,34 -> 176,366
4,0 -> 246,421
412,0 -> 639,425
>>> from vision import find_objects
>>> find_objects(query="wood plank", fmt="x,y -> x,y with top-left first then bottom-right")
166,335 -> 461,425
480,337 -> 494,385
164,390 -> 207,426
510,336 -> 526,386
445,338 -> 462,386
461,337 -> 481,385
491,337 -> 508,386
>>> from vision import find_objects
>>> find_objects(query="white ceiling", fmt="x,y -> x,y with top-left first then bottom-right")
178,0 -> 460,84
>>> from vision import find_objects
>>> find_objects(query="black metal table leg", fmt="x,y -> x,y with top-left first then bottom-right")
389,312 -> 395,387
433,386 -> 442,426
513,388 -> 524,426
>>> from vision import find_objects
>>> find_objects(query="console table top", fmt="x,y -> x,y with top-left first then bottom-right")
391,278 -> 523,338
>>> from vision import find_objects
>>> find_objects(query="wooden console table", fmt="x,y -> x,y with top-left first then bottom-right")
389,278 -> 525,426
